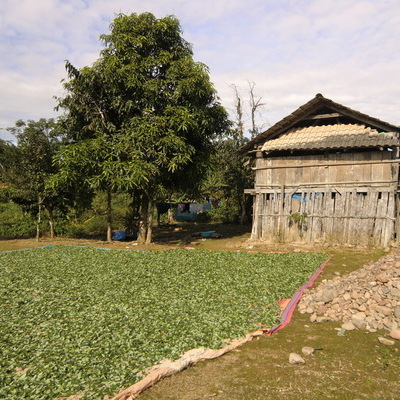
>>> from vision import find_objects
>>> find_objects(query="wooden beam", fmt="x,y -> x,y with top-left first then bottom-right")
252,159 -> 400,171
253,186 -> 396,193
257,213 -> 396,221
254,180 -> 398,189
306,113 -> 340,120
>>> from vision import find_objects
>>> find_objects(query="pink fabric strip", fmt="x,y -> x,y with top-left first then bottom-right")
267,256 -> 332,335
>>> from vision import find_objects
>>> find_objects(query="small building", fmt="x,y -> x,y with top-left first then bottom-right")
241,94 -> 400,248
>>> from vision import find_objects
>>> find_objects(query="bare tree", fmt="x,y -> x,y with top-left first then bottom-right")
230,84 -> 245,139
248,81 -> 266,138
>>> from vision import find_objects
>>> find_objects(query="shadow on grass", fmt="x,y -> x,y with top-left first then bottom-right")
152,222 -> 252,245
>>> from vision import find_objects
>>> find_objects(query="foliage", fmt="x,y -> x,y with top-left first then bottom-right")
0,203 -> 37,238
60,192 -> 132,238
0,139 -> 17,184
56,12 -> 229,243
0,246 -> 327,399
289,212 -> 308,237
203,135 -> 253,223
5,119 -> 69,239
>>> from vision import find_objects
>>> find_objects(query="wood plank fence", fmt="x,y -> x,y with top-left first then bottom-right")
251,186 -> 397,248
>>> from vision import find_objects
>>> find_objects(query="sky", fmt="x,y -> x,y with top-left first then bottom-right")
1,0 -> 399,141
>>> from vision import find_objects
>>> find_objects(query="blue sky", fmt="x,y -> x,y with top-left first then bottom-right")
1,0 -> 399,141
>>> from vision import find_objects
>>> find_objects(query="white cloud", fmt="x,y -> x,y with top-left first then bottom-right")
1,0 -> 399,140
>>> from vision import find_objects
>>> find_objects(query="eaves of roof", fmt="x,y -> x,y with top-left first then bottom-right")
261,124 -> 399,152
239,93 -> 400,154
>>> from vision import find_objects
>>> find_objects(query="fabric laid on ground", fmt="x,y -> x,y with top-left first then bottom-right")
267,256 -> 331,335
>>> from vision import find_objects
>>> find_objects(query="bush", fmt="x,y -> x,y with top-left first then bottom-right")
206,202 -> 241,223
61,192 -> 132,239
0,203 -> 37,238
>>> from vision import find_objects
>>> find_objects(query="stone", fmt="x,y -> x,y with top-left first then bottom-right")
376,273 -> 390,283
317,305 -> 328,314
289,353 -> 306,364
352,318 -> 367,330
389,330 -> 400,340
310,313 -> 317,323
375,305 -> 392,316
298,248 -> 400,334
343,293 -> 351,301
378,337 -> 395,346
353,312 -> 366,320
318,288 -> 338,303
301,346 -> 315,356
390,288 -> 400,298
342,321 -> 355,331
351,291 -> 360,300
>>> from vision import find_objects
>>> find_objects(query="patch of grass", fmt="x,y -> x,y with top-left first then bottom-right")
0,246 -> 326,399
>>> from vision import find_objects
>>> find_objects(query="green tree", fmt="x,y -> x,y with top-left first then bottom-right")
6,119 -> 63,240
0,138 -> 17,183
56,12 -> 229,243
203,134 -> 253,224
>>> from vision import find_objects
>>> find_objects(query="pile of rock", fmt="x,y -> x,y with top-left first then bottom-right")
298,251 -> 400,333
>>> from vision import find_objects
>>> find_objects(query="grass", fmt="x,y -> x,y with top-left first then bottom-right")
0,245 -> 327,400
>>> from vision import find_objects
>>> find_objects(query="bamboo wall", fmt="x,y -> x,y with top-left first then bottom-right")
250,150 -> 400,247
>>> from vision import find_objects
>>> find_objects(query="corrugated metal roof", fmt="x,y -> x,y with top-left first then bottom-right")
261,124 -> 399,152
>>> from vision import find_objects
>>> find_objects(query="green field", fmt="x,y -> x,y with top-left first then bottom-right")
0,246 -> 326,399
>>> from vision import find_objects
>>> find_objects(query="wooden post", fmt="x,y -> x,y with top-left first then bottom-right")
279,184 -> 285,241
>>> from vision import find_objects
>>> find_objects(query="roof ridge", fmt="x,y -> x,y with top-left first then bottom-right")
240,95 -> 400,154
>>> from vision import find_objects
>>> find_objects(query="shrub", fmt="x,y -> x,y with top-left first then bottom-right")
0,203 -> 37,238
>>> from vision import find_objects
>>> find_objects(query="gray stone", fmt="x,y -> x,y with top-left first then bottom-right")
390,288 -> 400,298
352,318 -> 367,330
298,248 -> 400,333
301,346 -> 315,356
375,305 -> 392,316
319,288 -> 338,303
342,321 -> 355,331
353,312 -> 366,320
289,353 -> 306,364
310,313 -> 317,323
316,316 -> 330,323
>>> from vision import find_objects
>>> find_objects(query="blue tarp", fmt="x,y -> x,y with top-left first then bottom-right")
112,230 -> 126,241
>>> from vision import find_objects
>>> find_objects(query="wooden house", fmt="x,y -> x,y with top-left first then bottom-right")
241,94 -> 400,248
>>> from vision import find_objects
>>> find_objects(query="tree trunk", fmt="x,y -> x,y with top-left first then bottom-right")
48,208 -> 55,239
137,194 -> 149,244
168,207 -> 175,224
106,189 -> 113,242
36,195 -> 42,242
145,199 -> 154,244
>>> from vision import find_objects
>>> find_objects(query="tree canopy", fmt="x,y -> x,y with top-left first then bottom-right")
5,119 -> 65,240
56,12 -> 229,243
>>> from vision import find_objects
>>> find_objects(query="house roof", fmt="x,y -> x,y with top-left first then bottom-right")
240,94 -> 400,154
261,124 -> 399,152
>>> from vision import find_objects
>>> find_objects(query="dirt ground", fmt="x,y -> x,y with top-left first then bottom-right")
1,225 -> 399,400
